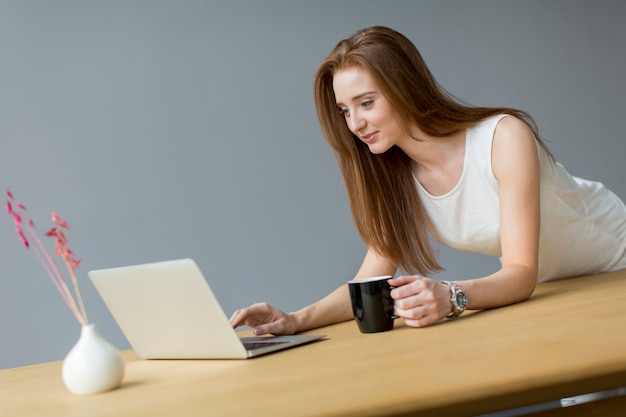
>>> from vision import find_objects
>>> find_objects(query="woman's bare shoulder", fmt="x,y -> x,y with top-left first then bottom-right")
492,115 -> 539,179
494,115 -> 533,136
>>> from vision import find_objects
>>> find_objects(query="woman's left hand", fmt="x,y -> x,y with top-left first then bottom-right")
388,276 -> 452,327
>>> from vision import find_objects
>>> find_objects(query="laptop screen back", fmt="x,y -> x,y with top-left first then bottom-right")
89,259 -> 249,359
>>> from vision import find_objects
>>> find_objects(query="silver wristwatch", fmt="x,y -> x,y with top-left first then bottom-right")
442,281 -> 467,318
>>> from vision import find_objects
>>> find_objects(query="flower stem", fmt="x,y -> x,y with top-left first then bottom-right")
65,259 -> 89,324
27,224 -> 87,325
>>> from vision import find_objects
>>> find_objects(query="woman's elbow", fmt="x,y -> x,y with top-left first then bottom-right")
518,271 -> 538,302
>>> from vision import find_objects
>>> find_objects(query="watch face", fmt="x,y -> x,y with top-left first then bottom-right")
455,292 -> 467,309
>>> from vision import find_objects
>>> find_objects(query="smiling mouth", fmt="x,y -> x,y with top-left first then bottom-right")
360,132 -> 378,143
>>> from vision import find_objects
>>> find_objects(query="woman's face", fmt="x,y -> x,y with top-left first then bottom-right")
333,67 -> 406,154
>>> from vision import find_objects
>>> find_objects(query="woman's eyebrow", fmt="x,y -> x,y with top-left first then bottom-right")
336,91 -> 377,106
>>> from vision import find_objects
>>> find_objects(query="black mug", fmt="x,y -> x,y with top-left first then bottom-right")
348,276 -> 398,333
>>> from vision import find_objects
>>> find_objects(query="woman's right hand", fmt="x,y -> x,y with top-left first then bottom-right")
229,302 -> 298,336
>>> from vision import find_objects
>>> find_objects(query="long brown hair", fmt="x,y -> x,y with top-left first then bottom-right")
314,26 -> 552,275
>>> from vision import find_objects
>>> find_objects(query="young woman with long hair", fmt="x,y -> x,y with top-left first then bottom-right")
230,26 -> 626,334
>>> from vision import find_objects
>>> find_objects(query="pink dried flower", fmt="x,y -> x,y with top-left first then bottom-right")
6,195 -> 30,248
5,190 -> 88,325
52,212 -> 70,229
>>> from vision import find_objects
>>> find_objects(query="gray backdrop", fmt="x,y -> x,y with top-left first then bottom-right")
1,0 -> 625,370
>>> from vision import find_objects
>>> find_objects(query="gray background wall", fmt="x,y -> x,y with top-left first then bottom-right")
1,0 -> 624,370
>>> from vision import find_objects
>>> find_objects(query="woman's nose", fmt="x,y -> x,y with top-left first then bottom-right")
348,114 -> 365,134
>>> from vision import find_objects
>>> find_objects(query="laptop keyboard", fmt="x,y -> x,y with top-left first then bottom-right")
243,341 -> 289,350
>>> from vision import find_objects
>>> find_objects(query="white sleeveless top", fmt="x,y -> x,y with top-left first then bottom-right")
415,115 -> 626,282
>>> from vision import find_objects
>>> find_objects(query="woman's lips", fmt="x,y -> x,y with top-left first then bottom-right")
361,132 -> 378,143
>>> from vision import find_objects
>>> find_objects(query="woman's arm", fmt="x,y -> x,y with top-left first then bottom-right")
230,247 -> 397,334
459,115 -> 540,308
291,247 -> 397,331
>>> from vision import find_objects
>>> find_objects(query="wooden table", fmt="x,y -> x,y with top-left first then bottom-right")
2,270 -> 626,417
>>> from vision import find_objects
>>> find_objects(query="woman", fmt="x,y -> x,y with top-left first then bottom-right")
230,26 -> 626,335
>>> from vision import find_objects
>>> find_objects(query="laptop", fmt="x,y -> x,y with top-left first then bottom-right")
88,258 -> 325,359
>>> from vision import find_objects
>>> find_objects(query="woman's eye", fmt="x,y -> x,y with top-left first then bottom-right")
339,108 -> 349,116
361,100 -> 373,108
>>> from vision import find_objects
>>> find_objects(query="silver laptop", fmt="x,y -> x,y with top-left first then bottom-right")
88,258 -> 324,359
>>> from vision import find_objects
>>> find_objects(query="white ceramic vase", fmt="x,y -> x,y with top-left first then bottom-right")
62,324 -> 125,395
